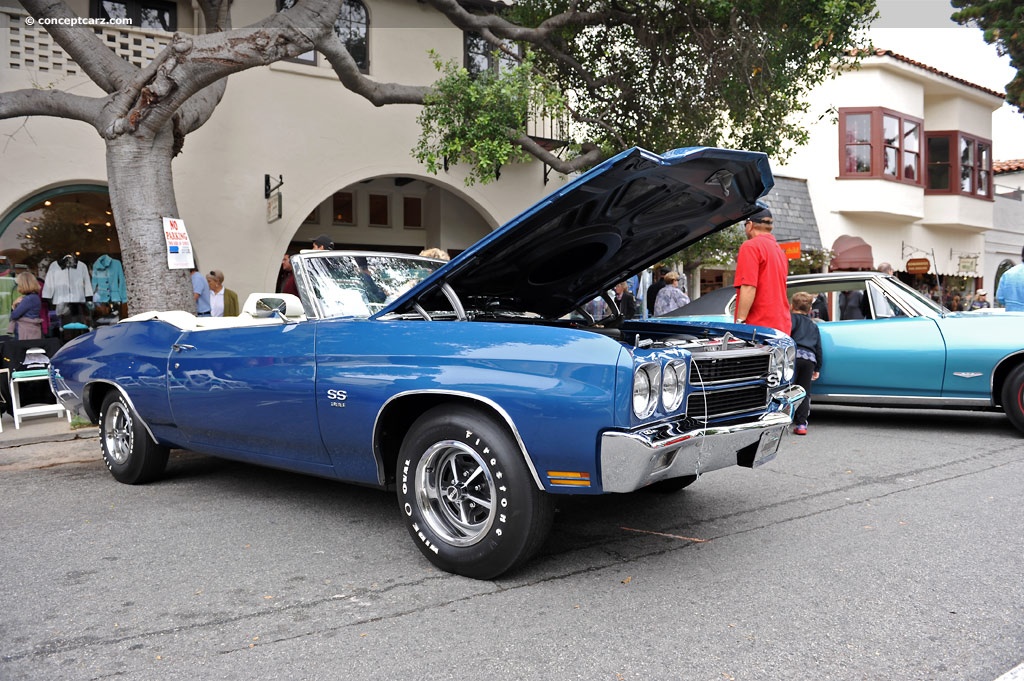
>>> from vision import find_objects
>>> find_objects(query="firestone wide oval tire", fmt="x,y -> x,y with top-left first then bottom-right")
99,391 -> 169,485
1001,364 -> 1024,435
397,405 -> 555,579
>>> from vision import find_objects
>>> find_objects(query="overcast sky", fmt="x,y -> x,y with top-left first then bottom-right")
870,0 -> 1023,160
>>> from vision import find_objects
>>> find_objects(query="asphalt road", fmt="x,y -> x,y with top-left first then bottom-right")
1,405 -> 1022,680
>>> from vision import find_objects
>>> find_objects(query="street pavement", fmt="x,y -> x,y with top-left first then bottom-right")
1,405 -> 1022,680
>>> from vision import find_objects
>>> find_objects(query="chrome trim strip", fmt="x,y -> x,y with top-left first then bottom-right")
813,393 -> 992,408
81,379 -> 164,444
374,389 -> 545,490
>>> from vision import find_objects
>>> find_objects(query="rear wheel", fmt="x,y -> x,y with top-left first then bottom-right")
1001,364 -> 1024,434
397,405 -> 554,579
99,391 -> 169,484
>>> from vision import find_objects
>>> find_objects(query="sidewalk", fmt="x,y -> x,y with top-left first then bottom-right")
0,409 -> 98,449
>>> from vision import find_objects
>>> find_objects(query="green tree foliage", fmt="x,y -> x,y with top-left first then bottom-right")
952,0 -> 1024,112
417,0 -> 878,184
414,52 -> 567,186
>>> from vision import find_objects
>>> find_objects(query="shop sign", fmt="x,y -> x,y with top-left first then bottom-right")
958,255 -> 978,274
906,257 -> 931,274
779,241 -> 801,260
162,217 -> 195,270
267,192 -> 282,224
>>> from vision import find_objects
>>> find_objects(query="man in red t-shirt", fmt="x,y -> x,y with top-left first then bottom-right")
733,206 -> 791,335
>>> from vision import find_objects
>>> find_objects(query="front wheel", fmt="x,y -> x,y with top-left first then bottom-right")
397,405 -> 554,579
1002,364 -> 1024,434
99,391 -> 169,484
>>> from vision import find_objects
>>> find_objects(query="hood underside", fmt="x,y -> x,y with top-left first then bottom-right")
382,146 -> 773,320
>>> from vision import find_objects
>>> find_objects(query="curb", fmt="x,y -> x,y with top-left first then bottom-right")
0,426 -> 99,450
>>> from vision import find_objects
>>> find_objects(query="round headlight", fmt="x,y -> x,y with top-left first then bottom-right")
661,360 -> 686,412
632,364 -> 659,419
783,345 -> 796,383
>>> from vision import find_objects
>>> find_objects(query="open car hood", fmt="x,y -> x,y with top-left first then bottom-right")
379,146 -> 773,320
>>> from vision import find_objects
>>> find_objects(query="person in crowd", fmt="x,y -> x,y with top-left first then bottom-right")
613,281 -> 637,319
839,289 -> 865,319
190,266 -> 211,316
996,246 -> 1024,311
877,262 -> 894,276
789,292 -> 822,436
654,271 -> 689,316
811,292 -> 830,321
312,235 -> 334,250
645,265 -> 670,317
277,254 -> 298,296
419,247 -> 450,261
8,271 -> 43,339
970,289 -> 990,310
206,269 -> 239,317
951,294 -> 963,312
733,206 -> 790,334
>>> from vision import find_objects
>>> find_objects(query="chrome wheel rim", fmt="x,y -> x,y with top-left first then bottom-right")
102,401 -> 134,465
415,440 -> 496,547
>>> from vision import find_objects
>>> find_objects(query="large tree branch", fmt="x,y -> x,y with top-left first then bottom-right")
422,0 -> 632,94
20,0 -> 136,92
173,79 -> 227,141
510,133 -> 603,174
119,0 -> 343,137
317,33 -> 429,105
0,87 -> 106,129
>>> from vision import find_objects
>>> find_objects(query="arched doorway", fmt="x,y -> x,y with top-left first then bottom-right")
284,176 -> 492,258
0,185 -> 121,275
1,185 -> 125,334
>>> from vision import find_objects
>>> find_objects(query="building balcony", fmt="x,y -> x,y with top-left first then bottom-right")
2,6 -> 175,75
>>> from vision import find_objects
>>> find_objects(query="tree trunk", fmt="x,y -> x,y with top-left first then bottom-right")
105,125 -> 195,314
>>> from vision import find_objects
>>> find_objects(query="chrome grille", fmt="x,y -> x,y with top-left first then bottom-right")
687,386 -> 769,421
690,352 -> 769,385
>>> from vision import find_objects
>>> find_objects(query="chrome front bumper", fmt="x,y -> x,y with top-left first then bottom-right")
600,384 -> 805,493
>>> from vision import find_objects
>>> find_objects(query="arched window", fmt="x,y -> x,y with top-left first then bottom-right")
277,0 -> 368,72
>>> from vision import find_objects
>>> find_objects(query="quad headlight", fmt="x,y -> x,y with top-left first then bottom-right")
661,360 -> 687,412
769,344 -> 797,386
632,363 -> 660,419
633,360 -> 688,419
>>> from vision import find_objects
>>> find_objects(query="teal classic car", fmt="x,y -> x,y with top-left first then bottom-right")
666,271 -> 1024,434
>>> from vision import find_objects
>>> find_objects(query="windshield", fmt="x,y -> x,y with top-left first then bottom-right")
296,253 -> 444,318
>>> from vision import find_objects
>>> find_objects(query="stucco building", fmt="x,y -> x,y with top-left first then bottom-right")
775,49 -> 1009,303
0,0 -> 569,305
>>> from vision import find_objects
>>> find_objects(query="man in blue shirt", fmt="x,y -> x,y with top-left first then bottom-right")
996,246 -> 1024,312
190,267 -> 212,316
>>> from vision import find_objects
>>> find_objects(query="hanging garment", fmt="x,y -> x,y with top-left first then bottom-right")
43,258 -> 93,305
91,255 -> 128,304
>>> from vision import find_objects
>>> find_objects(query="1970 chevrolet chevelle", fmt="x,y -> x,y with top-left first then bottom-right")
50,146 -> 804,579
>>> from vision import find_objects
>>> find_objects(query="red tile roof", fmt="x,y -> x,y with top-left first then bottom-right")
853,48 -> 1006,100
995,159 -> 1024,174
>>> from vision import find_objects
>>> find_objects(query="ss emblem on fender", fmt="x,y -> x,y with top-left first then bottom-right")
326,388 -> 348,407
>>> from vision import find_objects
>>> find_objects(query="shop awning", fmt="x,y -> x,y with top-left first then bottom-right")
829,235 -> 875,270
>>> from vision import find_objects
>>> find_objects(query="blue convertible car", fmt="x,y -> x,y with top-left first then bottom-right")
49,147 -> 804,579
666,271 -> 1024,434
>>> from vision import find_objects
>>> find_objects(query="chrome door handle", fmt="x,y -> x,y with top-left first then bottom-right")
172,343 -> 196,352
